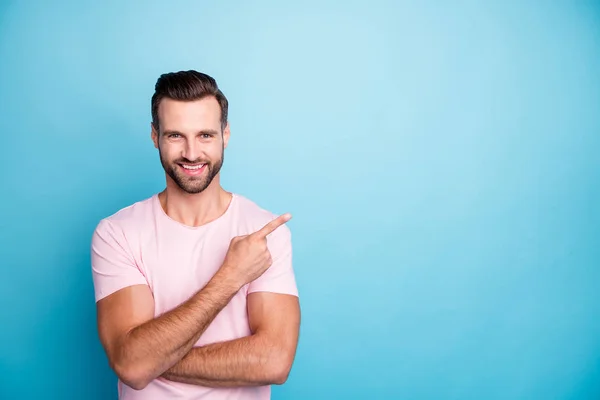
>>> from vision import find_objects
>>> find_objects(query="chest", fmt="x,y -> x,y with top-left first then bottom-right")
139,225 -> 235,314
130,218 -> 256,344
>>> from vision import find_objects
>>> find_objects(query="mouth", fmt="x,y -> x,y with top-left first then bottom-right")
178,163 -> 207,176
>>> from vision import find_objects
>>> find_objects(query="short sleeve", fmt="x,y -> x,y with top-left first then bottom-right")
90,219 -> 148,302
247,223 -> 298,297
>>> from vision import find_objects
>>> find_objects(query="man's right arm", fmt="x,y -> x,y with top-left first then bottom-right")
93,212 -> 292,391
96,271 -> 241,390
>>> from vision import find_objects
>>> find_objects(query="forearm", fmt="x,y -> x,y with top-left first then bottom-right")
162,333 -> 286,387
116,273 -> 241,388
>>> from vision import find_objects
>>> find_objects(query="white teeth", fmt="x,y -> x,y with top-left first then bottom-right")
182,164 -> 205,170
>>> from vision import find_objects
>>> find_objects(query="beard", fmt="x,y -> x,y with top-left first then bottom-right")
159,146 -> 224,194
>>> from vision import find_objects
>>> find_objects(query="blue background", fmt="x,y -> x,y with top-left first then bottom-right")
1,1 -> 599,399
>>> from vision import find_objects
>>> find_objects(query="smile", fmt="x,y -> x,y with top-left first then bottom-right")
180,164 -> 206,170
179,163 -> 207,175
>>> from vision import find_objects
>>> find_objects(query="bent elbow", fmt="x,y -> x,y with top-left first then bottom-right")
269,352 -> 294,385
124,376 -> 151,391
272,370 -> 290,385
112,361 -> 152,391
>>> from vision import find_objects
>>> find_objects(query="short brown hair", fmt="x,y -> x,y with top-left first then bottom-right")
151,70 -> 229,132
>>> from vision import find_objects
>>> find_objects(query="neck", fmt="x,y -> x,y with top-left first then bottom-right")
158,175 -> 232,228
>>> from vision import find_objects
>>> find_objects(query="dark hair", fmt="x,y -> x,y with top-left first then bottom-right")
151,70 -> 228,132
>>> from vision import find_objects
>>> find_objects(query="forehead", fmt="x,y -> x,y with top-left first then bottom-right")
158,96 -> 221,133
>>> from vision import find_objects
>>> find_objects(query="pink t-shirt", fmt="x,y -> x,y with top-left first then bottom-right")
90,192 -> 298,400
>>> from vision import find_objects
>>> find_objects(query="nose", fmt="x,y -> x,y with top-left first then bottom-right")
182,138 -> 202,162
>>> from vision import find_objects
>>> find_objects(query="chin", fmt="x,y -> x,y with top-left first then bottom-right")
178,178 -> 213,194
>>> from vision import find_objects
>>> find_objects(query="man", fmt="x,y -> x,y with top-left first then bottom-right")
90,70 -> 301,399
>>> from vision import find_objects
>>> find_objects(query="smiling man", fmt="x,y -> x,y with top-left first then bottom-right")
90,70 -> 300,399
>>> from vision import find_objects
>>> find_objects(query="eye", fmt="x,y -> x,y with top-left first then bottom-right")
169,133 -> 181,139
201,133 -> 212,139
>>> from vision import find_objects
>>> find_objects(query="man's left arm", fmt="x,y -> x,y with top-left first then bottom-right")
161,221 -> 300,387
161,292 -> 300,387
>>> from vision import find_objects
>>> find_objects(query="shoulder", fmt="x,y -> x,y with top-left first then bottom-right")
233,193 -> 278,222
232,193 -> 292,238
93,195 -> 156,238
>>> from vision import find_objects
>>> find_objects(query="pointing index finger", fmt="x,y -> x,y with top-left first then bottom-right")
254,213 -> 292,238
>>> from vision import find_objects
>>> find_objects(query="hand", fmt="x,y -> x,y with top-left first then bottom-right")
219,213 -> 292,287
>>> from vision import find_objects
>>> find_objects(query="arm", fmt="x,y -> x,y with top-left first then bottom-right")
161,291 -> 301,387
97,272 -> 241,390
92,214 -> 292,390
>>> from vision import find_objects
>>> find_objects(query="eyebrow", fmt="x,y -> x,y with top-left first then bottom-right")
163,129 -> 220,136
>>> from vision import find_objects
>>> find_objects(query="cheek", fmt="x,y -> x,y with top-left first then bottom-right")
159,144 -> 179,161
207,143 -> 224,159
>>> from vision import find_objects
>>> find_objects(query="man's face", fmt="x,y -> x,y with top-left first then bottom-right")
152,96 -> 230,194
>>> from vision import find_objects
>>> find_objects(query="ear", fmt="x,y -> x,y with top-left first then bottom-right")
151,123 -> 159,149
223,122 -> 231,149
